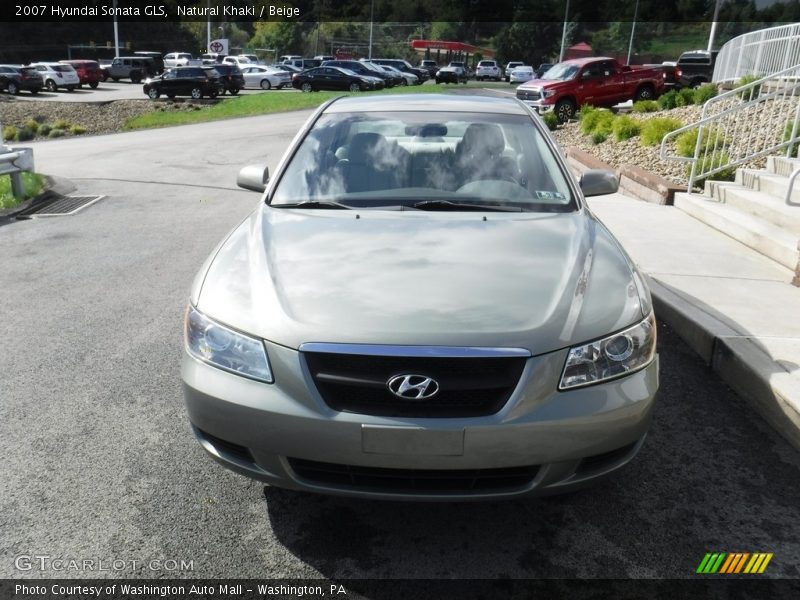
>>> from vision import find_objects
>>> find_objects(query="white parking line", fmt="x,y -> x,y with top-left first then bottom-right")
483,88 -> 517,96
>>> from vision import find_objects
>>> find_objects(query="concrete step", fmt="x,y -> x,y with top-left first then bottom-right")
767,155 -> 800,177
736,168 -> 800,205
707,180 -> 800,232
674,192 -> 800,271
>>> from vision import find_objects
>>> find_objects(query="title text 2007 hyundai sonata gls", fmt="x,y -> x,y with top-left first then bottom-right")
182,94 -> 658,500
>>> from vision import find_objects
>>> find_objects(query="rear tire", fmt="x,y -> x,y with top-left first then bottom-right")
130,72 -> 141,84
349,82 -> 361,92
401,79 -> 408,86
7,81 -> 19,95
190,87 -> 202,99
89,82 -> 99,89
229,88 -> 240,95
66,85 -> 76,92
260,79 -> 271,90
634,84 -> 655,101
301,82 -> 312,93
46,79 -> 57,92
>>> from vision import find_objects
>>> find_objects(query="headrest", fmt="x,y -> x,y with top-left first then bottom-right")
459,123 -> 505,157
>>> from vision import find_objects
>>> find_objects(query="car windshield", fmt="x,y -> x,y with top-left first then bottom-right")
541,63 -> 578,80
270,111 -> 575,212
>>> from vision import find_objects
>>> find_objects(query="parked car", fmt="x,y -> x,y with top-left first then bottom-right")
0,64 -> 43,95
60,59 -> 103,88
201,53 -> 226,65
277,55 -> 303,63
239,54 -> 262,64
291,66 -> 382,92
476,59 -> 502,81
105,57 -> 155,83
366,58 -> 428,83
419,59 -> 440,77
313,55 -> 335,62
164,52 -> 194,68
223,56 -> 252,68
676,50 -> 719,88
509,65 -> 535,84
282,57 -> 321,70
241,65 -> 290,90
271,64 -> 301,75
142,67 -> 219,99
360,60 -> 403,87
516,57 -> 666,122
435,65 -> 468,84
133,51 -> 165,74
204,64 -> 244,95
322,60 -> 397,87
505,61 -> 524,82
182,93 -> 659,500
379,64 -> 417,86
29,62 -> 80,91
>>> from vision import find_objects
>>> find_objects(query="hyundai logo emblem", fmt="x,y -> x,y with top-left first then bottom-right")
386,374 -> 440,400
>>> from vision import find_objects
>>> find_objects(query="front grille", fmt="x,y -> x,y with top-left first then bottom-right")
516,89 -> 541,101
289,458 -> 539,494
303,351 -> 526,418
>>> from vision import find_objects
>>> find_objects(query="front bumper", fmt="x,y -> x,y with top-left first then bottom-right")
182,342 -> 658,501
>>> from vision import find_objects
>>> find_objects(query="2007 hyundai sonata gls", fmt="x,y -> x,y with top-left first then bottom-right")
182,94 -> 658,500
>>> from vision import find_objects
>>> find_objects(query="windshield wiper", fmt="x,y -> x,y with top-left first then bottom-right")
273,200 -> 351,210
412,200 -> 522,212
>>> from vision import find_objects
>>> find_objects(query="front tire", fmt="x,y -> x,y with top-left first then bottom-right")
190,87 -> 203,99
401,79 -> 408,86
260,79 -> 271,90
66,85 -> 75,92
555,98 -> 576,123
229,88 -> 240,95
147,87 -> 160,99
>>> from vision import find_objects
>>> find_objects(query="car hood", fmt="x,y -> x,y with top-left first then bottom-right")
195,207 -> 646,354
519,78 -> 570,90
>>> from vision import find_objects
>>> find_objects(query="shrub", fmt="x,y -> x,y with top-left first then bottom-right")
591,131 -> 608,144
541,110 -> 559,131
693,83 -> 718,105
632,100 -> 658,113
48,128 -> 66,138
737,74 -> 761,100
580,107 -> 614,136
24,118 -> 40,133
640,117 -> 683,146
3,125 -> 18,142
689,151 -> 735,187
676,87 -> 696,107
69,125 -> 87,135
16,127 -> 35,142
675,127 -> 728,158
53,118 -> 71,130
612,115 -> 641,141
784,120 -> 799,157
658,90 -> 678,110
37,124 -> 52,136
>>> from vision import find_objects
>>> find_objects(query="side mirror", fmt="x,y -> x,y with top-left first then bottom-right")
580,169 -> 619,197
237,164 -> 269,193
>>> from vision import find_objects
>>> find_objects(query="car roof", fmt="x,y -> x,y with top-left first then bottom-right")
560,57 -> 614,66
323,94 -> 529,115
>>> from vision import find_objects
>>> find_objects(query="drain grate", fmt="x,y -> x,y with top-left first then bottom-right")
17,194 -> 106,218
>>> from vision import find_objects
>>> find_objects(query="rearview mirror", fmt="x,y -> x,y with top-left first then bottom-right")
237,164 -> 269,193
580,169 -> 619,197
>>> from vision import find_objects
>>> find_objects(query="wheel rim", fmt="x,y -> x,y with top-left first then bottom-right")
191,88 -> 202,99
557,102 -> 574,122
639,87 -> 653,99
46,80 -> 56,91
261,80 -> 271,90
349,83 -> 360,92
8,83 -> 18,94
148,89 -> 157,98
301,83 -> 311,92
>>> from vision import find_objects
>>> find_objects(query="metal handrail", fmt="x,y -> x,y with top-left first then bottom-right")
713,23 -> 800,84
786,167 -> 800,207
660,62 -> 800,192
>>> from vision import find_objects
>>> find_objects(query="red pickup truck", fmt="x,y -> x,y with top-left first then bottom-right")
516,57 -> 666,122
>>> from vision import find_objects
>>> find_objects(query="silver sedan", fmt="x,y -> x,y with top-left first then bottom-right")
241,65 -> 290,90
182,94 -> 658,501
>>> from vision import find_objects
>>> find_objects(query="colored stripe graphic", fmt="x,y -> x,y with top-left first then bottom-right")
698,552 -> 773,574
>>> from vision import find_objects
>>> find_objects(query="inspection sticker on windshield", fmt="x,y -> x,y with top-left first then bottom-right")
534,191 -> 566,201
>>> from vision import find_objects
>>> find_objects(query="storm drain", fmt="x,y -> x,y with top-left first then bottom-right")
17,194 -> 106,218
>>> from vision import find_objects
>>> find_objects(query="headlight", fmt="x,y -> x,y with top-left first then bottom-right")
184,306 -> 273,383
542,89 -> 557,98
559,313 -> 656,390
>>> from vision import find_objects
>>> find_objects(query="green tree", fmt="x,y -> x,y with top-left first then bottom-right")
493,21 -> 562,66
249,21 -> 305,56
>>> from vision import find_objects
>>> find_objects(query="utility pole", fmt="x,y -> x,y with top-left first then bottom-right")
112,0 -> 120,57
206,0 -> 211,49
559,0 -> 570,62
626,0 -> 639,66
708,0 -> 722,52
368,0 -> 374,60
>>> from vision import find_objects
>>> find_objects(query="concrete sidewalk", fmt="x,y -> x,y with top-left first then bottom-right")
589,193 -> 800,450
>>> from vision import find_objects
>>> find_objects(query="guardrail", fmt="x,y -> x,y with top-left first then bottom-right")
0,143 -> 35,199
660,63 -> 800,192
713,23 -> 800,84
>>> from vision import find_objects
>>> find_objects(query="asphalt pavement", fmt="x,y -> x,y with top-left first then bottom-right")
1,111 -> 799,581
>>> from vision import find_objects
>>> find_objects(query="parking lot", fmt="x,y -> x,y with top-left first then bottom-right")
1,112 -> 799,582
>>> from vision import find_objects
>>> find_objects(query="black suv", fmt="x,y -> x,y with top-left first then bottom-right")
366,58 -> 429,83
142,67 -> 219,99
676,50 -> 719,88
0,65 -> 43,95
203,64 -> 244,95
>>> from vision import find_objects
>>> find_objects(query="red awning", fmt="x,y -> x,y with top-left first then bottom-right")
410,40 -> 494,57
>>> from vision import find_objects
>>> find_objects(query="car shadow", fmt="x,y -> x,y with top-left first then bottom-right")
261,320 -> 800,579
